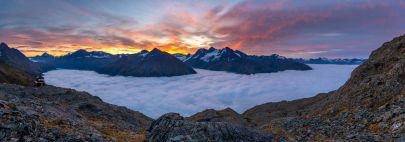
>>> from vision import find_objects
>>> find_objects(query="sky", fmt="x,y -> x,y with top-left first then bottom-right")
0,0 -> 404,58
44,64 -> 357,118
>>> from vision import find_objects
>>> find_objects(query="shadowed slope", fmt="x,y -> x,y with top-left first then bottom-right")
243,35 -> 405,141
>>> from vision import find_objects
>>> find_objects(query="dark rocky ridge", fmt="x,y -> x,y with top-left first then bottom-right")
0,43 -> 54,75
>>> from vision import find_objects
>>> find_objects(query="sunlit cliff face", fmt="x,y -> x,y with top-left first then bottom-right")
0,0 -> 404,58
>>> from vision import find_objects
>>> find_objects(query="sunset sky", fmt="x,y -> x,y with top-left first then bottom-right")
0,0 -> 404,58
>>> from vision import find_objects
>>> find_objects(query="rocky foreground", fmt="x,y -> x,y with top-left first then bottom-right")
1,35 -> 405,142
0,84 -> 152,141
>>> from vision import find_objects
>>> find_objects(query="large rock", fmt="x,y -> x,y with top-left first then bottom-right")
147,113 -> 274,142
0,84 -> 152,141
187,108 -> 247,126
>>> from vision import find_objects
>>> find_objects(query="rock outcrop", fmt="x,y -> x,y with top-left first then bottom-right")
187,108 -> 247,126
0,84 -> 152,141
147,113 -> 274,142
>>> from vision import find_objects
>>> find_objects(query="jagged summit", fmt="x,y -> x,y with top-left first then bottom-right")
150,48 -> 161,53
41,52 -> 53,57
208,46 -> 216,51
0,42 -> 8,48
184,46 -> 311,74
137,50 -> 149,57
64,49 -> 112,59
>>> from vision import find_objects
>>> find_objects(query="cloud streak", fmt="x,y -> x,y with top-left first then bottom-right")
0,0 -> 404,58
44,64 -> 357,118
211,0 -> 405,58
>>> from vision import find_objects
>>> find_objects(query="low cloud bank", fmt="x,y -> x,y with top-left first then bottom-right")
44,64 -> 357,118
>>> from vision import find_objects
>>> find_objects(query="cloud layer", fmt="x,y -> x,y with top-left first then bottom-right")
44,64 -> 357,118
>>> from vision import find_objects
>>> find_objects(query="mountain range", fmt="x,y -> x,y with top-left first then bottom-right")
33,49 -> 120,71
30,46 -> 316,76
292,57 -> 366,65
31,48 -> 194,77
179,47 -> 312,74
174,48 -> 366,66
0,35 -> 404,141
175,47 -> 365,74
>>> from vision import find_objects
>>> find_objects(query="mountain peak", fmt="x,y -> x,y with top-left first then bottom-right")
41,52 -> 53,57
150,48 -> 162,53
224,47 -> 232,50
75,49 -> 88,53
139,49 -> 148,53
0,42 -> 9,49
220,47 -> 234,53
208,47 -> 217,52
137,50 -> 149,57
196,48 -> 208,53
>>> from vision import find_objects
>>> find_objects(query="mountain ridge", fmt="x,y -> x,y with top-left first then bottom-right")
0,42 -> 54,75
31,48 -> 197,77
96,48 -> 197,77
183,47 -> 312,74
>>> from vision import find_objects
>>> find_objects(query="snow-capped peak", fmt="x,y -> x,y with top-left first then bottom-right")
138,50 -> 149,57
189,47 -> 245,62
200,49 -> 220,62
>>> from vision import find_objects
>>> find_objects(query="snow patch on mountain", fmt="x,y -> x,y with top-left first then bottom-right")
200,50 -> 220,62
139,52 -> 148,57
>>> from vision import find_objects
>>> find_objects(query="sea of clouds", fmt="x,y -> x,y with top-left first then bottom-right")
44,64 -> 357,118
